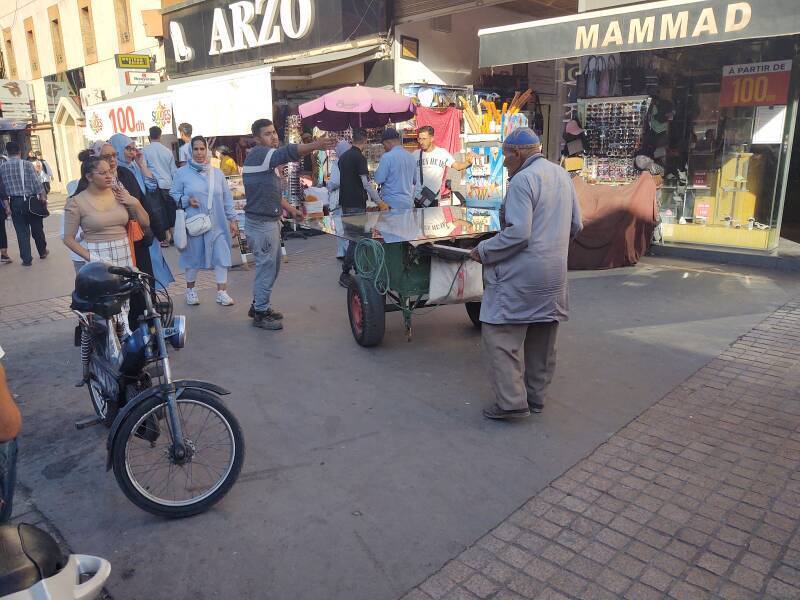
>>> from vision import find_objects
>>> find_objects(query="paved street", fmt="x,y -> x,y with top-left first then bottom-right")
2,211 -> 800,599
406,300 -> 800,600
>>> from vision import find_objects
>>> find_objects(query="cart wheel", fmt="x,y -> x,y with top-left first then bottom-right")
347,275 -> 385,347
466,302 -> 482,329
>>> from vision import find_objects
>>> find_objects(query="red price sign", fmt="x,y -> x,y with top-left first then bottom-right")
720,60 -> 791,108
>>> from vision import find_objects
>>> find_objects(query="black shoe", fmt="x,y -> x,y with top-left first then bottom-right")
483,403 -> 531,420
529,403 -> 544,414
249,304 -> 283,320
339,272 -> 353,288
39,249 -> 49,259
266,308 -> 283,320
336,256 -> 344,261
253,311 -> 283,330
21,261 -> 32,267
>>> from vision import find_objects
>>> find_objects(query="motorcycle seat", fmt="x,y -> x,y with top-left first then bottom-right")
0,524 -> 66,596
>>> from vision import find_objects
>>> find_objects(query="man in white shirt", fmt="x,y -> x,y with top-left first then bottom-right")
177,122 -> 193,166
143,126 -> 179,245
414,125 -> 472,206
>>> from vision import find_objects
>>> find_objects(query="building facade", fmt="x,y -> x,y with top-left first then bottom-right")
0,0 -> 165,191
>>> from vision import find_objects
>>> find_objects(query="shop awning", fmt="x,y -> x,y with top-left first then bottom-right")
479,0 -> 800,67
169,66 -> 272,137
269,45 -> 386,81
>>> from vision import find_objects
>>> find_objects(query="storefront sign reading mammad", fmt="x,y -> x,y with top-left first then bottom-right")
479,0 -> 800,67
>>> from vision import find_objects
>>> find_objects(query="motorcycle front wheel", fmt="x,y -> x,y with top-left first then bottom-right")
111,389 -> 245,518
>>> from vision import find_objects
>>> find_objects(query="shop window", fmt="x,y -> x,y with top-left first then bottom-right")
48,5 -> 67,73
24,17 -> 40,80
114,0 -> 134,53
77,0 -> 97,65
606,39 -> 796,251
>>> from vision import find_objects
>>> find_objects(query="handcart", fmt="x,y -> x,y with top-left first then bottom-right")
303,206 -> 501,346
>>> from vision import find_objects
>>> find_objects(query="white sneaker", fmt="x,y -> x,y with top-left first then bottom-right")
186,289 -> 200,305
216,290 -> 235,306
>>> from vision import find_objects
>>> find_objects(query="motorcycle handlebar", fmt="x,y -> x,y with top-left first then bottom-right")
108,266 -> 137,278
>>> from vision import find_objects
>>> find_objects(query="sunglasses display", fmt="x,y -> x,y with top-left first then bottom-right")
579,97 -> 651,184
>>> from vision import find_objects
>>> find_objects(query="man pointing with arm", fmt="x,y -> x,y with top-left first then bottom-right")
471,128 -> 582,420
243,118 -> 334,330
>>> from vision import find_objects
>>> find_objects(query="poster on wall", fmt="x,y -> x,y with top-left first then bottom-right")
719,60 -> 792,108
0,80 -> 32,121
463,143 -> 505,208
84,95 -> 174,140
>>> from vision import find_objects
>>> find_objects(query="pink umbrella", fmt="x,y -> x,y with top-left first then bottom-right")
299,86 -> 415,130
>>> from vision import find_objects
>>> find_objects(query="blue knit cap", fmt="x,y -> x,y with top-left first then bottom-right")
504,127 -> 540,148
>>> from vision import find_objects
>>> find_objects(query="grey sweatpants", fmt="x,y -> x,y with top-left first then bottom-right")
481,321 -> 559,412
246,218 -> 282,312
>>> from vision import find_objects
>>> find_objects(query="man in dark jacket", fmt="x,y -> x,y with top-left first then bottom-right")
242,118 -> 333,330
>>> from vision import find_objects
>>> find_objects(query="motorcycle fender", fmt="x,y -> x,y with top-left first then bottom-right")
105,379 -> 230,471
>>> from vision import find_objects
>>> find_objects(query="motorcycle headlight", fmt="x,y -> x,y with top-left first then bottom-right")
165,315 -> 187,349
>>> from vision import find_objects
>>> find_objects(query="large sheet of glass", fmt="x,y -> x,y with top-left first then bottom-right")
301,207 -> 501,244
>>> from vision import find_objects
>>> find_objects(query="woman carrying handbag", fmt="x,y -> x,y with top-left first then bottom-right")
170,136 -> 239,307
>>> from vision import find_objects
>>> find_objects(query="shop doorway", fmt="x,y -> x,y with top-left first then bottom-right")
779,122 -> 800,243
53,96 -> 84,189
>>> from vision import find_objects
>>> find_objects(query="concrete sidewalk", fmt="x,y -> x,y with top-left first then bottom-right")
405,300 -> 800,600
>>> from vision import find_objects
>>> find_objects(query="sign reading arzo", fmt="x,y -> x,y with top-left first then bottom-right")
163,0 -> 389,76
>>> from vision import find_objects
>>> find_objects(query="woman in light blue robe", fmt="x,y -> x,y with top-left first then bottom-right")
170,136 -> 239,307
109,133 -> 175,290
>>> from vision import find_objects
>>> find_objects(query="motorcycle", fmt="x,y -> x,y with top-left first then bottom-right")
71,263 -> 245,518
0,523 -> 110,600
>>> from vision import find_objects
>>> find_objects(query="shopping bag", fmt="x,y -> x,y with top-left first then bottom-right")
428,257 -> 483,304
174,209 -> 188,250
126,220 -> 144,267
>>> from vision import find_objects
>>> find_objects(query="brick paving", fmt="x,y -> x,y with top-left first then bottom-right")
0,238 -> 330,330
404,299 -> 800,600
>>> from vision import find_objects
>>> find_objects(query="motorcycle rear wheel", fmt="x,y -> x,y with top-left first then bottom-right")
111,389 -> 244,518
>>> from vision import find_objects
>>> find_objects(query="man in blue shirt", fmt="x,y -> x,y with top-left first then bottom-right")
373,129 -> 416,210
243,118 -> 334,330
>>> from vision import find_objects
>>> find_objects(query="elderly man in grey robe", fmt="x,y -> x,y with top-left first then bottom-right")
470,128 -> 582,420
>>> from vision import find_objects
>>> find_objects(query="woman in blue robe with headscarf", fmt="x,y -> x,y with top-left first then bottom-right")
170,136 -> 238,307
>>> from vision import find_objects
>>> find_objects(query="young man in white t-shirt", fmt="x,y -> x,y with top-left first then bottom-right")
414,125 -> 473,206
